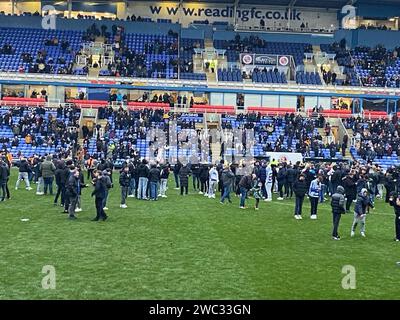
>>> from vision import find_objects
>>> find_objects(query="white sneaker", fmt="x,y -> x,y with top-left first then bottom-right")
277,197 -> 284,200
174,187 -> 180,190
240,206 -> 246,209
103,207 -> 109,211
204,193 -> 208,197
310,215 -> 317,220
26,187 -> 33,191
298,215 -> 303,220
75,208 -> 82,212
120,204 -> 128,209
264,198 -> 272,202
198,191 -> 203,195
351,231 -> 355,237
161,195 -> 167,198
255,207 -> 259,210
36,192 -> 44,195
127,195 -> 135,198
15,187 -> 18,190
294,215 -> 299,220
361,232 -> 366,237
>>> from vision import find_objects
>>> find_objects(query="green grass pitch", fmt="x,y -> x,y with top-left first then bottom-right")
0,169 -> 399,299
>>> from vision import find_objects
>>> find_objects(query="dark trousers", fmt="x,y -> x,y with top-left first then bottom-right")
310,197 -> 319,216
174,173 -> 179,188
5,181 -> 9,199
180,185 -> 188,195
200,180 -> 208,193
295,195 -> 304,215
386,187 -> 394,203
87,169 -> 94,180
95,197 -> 107,220
68,195 -> 78,217
278,181 -> 284,198
287,182 -> 294,198
332,212 -> 342,237
0,182 -> 6,200
64,195 -> 71,212
43,177 -> 54,195
192,175 -> 199,190
54,183 -> 66,205
220,185 -> 232,203
396,214 -> 400,240
260,180 -> 266,197
346,195 -> 355,211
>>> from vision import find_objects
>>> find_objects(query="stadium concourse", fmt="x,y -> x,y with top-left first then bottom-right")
2,0 -> 400,301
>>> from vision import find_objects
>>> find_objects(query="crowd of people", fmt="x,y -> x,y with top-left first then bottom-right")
345,115 -> 400,161
2,149 -> 400,242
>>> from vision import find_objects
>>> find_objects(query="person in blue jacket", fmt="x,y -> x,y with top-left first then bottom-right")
309,175 -> 323,220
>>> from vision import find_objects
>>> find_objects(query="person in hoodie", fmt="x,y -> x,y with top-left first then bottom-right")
293,173 -> 308,219
220,164 -> 235,204
137,159 -> 150,200
148,163 -> 161,201
331,185 -> 346,240
54,160 -> 69,207
208,164 -> 219,199
351,188 -> 374,238
15,157 -> 32,190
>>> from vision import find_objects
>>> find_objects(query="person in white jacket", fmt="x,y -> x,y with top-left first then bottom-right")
208,165 -> 219,199
265,163 -> 273,201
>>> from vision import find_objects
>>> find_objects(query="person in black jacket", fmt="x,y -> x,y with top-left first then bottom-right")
173,161 -> 182,189
15,158 -> 32,190
65,169 -> 80,220
293,173 -> 308,219
191,163 -> 200,191
343,173 -> 357,212
286,164 -> 297,198
119,166 -> 131,208
389,192 -> 400,241
91,170 -> 108,221
199,164 -> 209,195
331,185 -> 346,240
137,159 -> 149,200
238,173 -> 257,209
385,172 -> 396,203
54,160 -> 69,207
178,163 -> 191,195
0,159 -> 10,201
148,164 -> 160,200
276,164 -> 287,200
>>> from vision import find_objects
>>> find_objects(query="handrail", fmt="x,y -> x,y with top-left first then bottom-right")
2,71 -> 400,97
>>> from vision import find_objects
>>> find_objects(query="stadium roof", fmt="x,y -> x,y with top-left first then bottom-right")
61,0 -> 400,8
